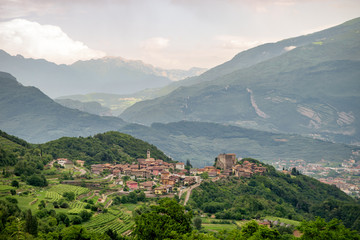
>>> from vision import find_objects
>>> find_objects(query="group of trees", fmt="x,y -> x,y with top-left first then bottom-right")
113,191 -> 146,205
1,192 -> 359,240
132,198 -> 360,240
39,131 -> 173,165
189,167 -> 359,230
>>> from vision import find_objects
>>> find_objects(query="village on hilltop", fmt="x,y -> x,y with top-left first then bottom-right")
48,151 -> 268,196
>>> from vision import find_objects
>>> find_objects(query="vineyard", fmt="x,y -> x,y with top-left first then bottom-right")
68,201 -> 88,214
84,209 -> 133,235
45,191 -> 62,202
48,184 -> 89,196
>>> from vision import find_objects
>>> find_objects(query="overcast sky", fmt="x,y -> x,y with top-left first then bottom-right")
0,0 -> 359,69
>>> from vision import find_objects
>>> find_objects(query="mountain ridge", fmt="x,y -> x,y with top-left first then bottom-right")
0,50 -> 205,98
120,17 -> 360,144
0,72 -> 127,143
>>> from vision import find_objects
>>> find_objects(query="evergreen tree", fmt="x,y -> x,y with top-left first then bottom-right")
25,209 -> 38,236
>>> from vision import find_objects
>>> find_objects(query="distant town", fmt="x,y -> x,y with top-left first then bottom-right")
272,151 -> 360,198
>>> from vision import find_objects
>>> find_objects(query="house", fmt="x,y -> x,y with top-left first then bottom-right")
126,181 -> 138,190
184,176 -> 196,186
91,164 -> 104,174
154,185 -> 172,195
64,160 -> 74,169
140,181 -> 155,191
175,162 -> 185,170
208,171 -> 217,177
190,168 -> 198,175
112,169 -> 121,176
232,161 -> 267,178
154,186 -> 167,195
76,160 -> 85,167
57,158 -> 68,167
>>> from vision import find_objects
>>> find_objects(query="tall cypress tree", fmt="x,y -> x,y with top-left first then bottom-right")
25,209 -> 38,236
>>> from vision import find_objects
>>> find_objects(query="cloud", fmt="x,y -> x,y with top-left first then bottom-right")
140,37 -> 170,51
0,18 -> 105,64
216,35 -> 264,51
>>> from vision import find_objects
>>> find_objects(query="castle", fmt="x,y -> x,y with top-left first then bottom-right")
215,153 -> 237,170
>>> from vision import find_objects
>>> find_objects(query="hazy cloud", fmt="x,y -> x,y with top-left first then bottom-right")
0,19 -> 106,64
141,37 -> 170,51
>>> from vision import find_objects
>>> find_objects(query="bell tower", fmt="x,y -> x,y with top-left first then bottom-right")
147,149 -> 150,159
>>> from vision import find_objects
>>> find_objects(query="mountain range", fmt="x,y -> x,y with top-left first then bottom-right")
1,71 -> 359,167
120,17 -> 360,145
0,50 -> 206,98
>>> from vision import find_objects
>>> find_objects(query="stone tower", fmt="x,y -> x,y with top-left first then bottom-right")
216,153 -> 236,170
147,149 -> 150,159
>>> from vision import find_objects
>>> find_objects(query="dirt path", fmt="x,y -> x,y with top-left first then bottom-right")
183,182 -> 201,206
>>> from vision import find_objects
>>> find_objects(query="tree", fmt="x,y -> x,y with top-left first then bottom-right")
134,198 -> 193,240
122,175 -> 130,184
38,200 -> 46,210
186,159 -> 193,168
193,217 -> 202,230
25,209 -> 38,236
11,180 -> 19,188
63,192 -> 75,201
10,189 -> 16,195
298,217 -> 360,240
72,216 -> 83,225
79,210 -> 92,222
26,174 -> 48,187
60,225 -> 92,240
200,172 -> 209,180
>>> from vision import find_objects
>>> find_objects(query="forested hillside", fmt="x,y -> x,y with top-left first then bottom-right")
39,131 -> 172,165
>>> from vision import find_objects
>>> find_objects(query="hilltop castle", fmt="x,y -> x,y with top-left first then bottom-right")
215,153 -> 237,170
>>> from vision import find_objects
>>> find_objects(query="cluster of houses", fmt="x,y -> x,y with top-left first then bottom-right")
215,153 -> 267,177
232,161 -> 267,178
90,150 -> 205,194
50,152 -> 268,195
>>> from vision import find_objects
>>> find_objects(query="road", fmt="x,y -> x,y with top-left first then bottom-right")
183,182 -> 201,206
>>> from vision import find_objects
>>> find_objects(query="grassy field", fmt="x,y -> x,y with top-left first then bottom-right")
202,223 -> 238,232
200,217 -> 239,233
0,184 -> 14,192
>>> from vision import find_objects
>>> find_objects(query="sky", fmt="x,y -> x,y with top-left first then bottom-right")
0,0 -> 359,70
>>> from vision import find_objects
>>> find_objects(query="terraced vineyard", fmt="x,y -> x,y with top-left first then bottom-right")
84,209 -> 133,235
49,184 -> 89,196
68,201 -> 88,214
69,201 -> 87,209
45,191 -> 62,202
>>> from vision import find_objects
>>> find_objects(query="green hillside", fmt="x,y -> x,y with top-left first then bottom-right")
0,130 -> 30,166
189,159 -> 360,230
39,131 -> 172,165
121,17 -> 360,144
0,129 -> 172,166
121,121 -> 360,167
0,72 -> 127,143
